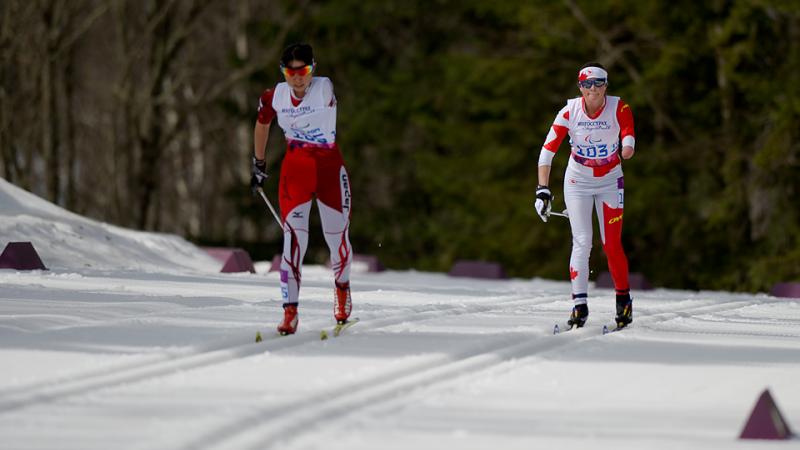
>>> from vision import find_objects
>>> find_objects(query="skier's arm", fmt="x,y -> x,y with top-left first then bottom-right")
254,121 -> 270,161
254,88 -> 277,161
537,105 -> 569,186
538,165 -> 552,188
617,100 -> 635,160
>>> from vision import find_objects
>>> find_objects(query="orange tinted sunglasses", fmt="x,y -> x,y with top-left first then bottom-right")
280,64 -> 313,77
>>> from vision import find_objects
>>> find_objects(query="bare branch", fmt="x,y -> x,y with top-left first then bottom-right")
54,1 -> 110,59
193,8 -> 304,106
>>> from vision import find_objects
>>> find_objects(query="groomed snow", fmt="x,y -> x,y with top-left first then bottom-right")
1,178 -> 798,450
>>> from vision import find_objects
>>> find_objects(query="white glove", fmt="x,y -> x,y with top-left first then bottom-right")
535,185 -> 552,222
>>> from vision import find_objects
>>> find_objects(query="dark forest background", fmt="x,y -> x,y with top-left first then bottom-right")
2,0 -> 799,292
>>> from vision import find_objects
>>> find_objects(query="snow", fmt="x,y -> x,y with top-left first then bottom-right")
1,177 -> 798,450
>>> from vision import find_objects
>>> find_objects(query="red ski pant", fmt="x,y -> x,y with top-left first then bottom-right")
278,144 -> 352,305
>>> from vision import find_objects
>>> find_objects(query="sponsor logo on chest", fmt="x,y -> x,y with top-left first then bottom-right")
576,120 -> 611,130
281,105 -> 315,118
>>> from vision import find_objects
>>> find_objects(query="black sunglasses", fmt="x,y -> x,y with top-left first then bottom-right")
578,78 -> 608,89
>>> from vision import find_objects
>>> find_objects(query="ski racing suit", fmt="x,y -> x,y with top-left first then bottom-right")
257,77 -> 352,305
538,95 -> 635,304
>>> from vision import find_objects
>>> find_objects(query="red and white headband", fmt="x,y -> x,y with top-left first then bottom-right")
578,66 -> 608,81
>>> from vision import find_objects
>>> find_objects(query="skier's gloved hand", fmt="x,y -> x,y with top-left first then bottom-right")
250,157 -> 268,195
535,185 -> 552,222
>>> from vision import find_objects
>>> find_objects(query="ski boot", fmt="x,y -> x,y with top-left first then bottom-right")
277,303 -> 299,335
615,293 -> 632,329
334,280 -> 352,324
567,303 -> 589,328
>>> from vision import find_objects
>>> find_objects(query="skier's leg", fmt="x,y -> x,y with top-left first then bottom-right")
320,198 -> 352,323
564,180 -> 595,306
595,175 -> 632,325
316,151 -> 352,322
595,176 -> 629,295
280,201 -> 312,305
563,178 -> 595,327
317,164 -> 352,282
319,200 -> 352,284
276,149 -> 315,334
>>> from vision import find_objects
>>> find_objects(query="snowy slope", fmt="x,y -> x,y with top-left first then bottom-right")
0,177 -> 219,272
0,179 -> 798,450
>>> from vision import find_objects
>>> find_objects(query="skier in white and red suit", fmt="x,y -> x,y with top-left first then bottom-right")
251,43 -> 352,335
535,62 -> 636,329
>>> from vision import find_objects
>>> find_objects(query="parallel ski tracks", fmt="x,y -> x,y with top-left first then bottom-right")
0,293 -> 767,449
0,294 -> 546,415
178,297 -> 763,450
184,328 -> 580,450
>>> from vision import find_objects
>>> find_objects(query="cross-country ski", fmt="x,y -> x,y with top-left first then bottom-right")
320,317 -> 360,340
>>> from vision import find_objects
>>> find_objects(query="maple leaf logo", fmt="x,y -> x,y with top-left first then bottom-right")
570,266 -> 578,280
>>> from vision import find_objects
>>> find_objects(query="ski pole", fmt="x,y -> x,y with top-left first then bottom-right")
548,209 -> 569,219
256,187 -> 283,227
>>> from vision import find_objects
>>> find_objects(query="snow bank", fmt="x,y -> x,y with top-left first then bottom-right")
0,177 -> 219,273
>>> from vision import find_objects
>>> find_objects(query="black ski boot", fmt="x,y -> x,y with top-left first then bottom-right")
615,293 -> 632,328
567,303 -> 589,328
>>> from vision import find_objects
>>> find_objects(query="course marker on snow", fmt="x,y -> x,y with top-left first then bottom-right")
325,254 -> 385,273
739,388 -> 793,440
770,282 -> 800,299
0,242 -> 47,270
255,331 -> 262,343
269,254 -> 282,272
203,247 -> 256,273
595,271 -> 653,290
448,260 -> 507,279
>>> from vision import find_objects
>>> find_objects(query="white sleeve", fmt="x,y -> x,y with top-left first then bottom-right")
321,78 -> 337,107
538,150 -> 556,166
538,104 -> 570,167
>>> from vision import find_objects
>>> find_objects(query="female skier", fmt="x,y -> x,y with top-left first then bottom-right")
251,43 -> 352,335
535,62 -> 635,329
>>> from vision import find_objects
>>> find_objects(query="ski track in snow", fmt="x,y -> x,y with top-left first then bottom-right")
176,296 -> 787,450
0,293 -> 538,414
2,270 -> 799,450
2,274 -> 775,449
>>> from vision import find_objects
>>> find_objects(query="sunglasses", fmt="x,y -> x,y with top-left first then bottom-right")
578,78 -> 607,89
281,64 -> 313,77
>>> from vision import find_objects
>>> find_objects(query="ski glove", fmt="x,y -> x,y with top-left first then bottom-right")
535,185 -> 552,222
250,157 -> 268,194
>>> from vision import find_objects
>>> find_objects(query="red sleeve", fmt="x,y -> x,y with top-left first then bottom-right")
543,109 -> 570,153
616,100 -> 634,141
257,88 -> 276,124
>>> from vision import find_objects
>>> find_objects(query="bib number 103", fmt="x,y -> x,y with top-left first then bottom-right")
576,143 -> 608,158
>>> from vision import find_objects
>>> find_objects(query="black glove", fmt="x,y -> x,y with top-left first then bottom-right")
250,157 -> 268,194
535,185 -> 552,222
